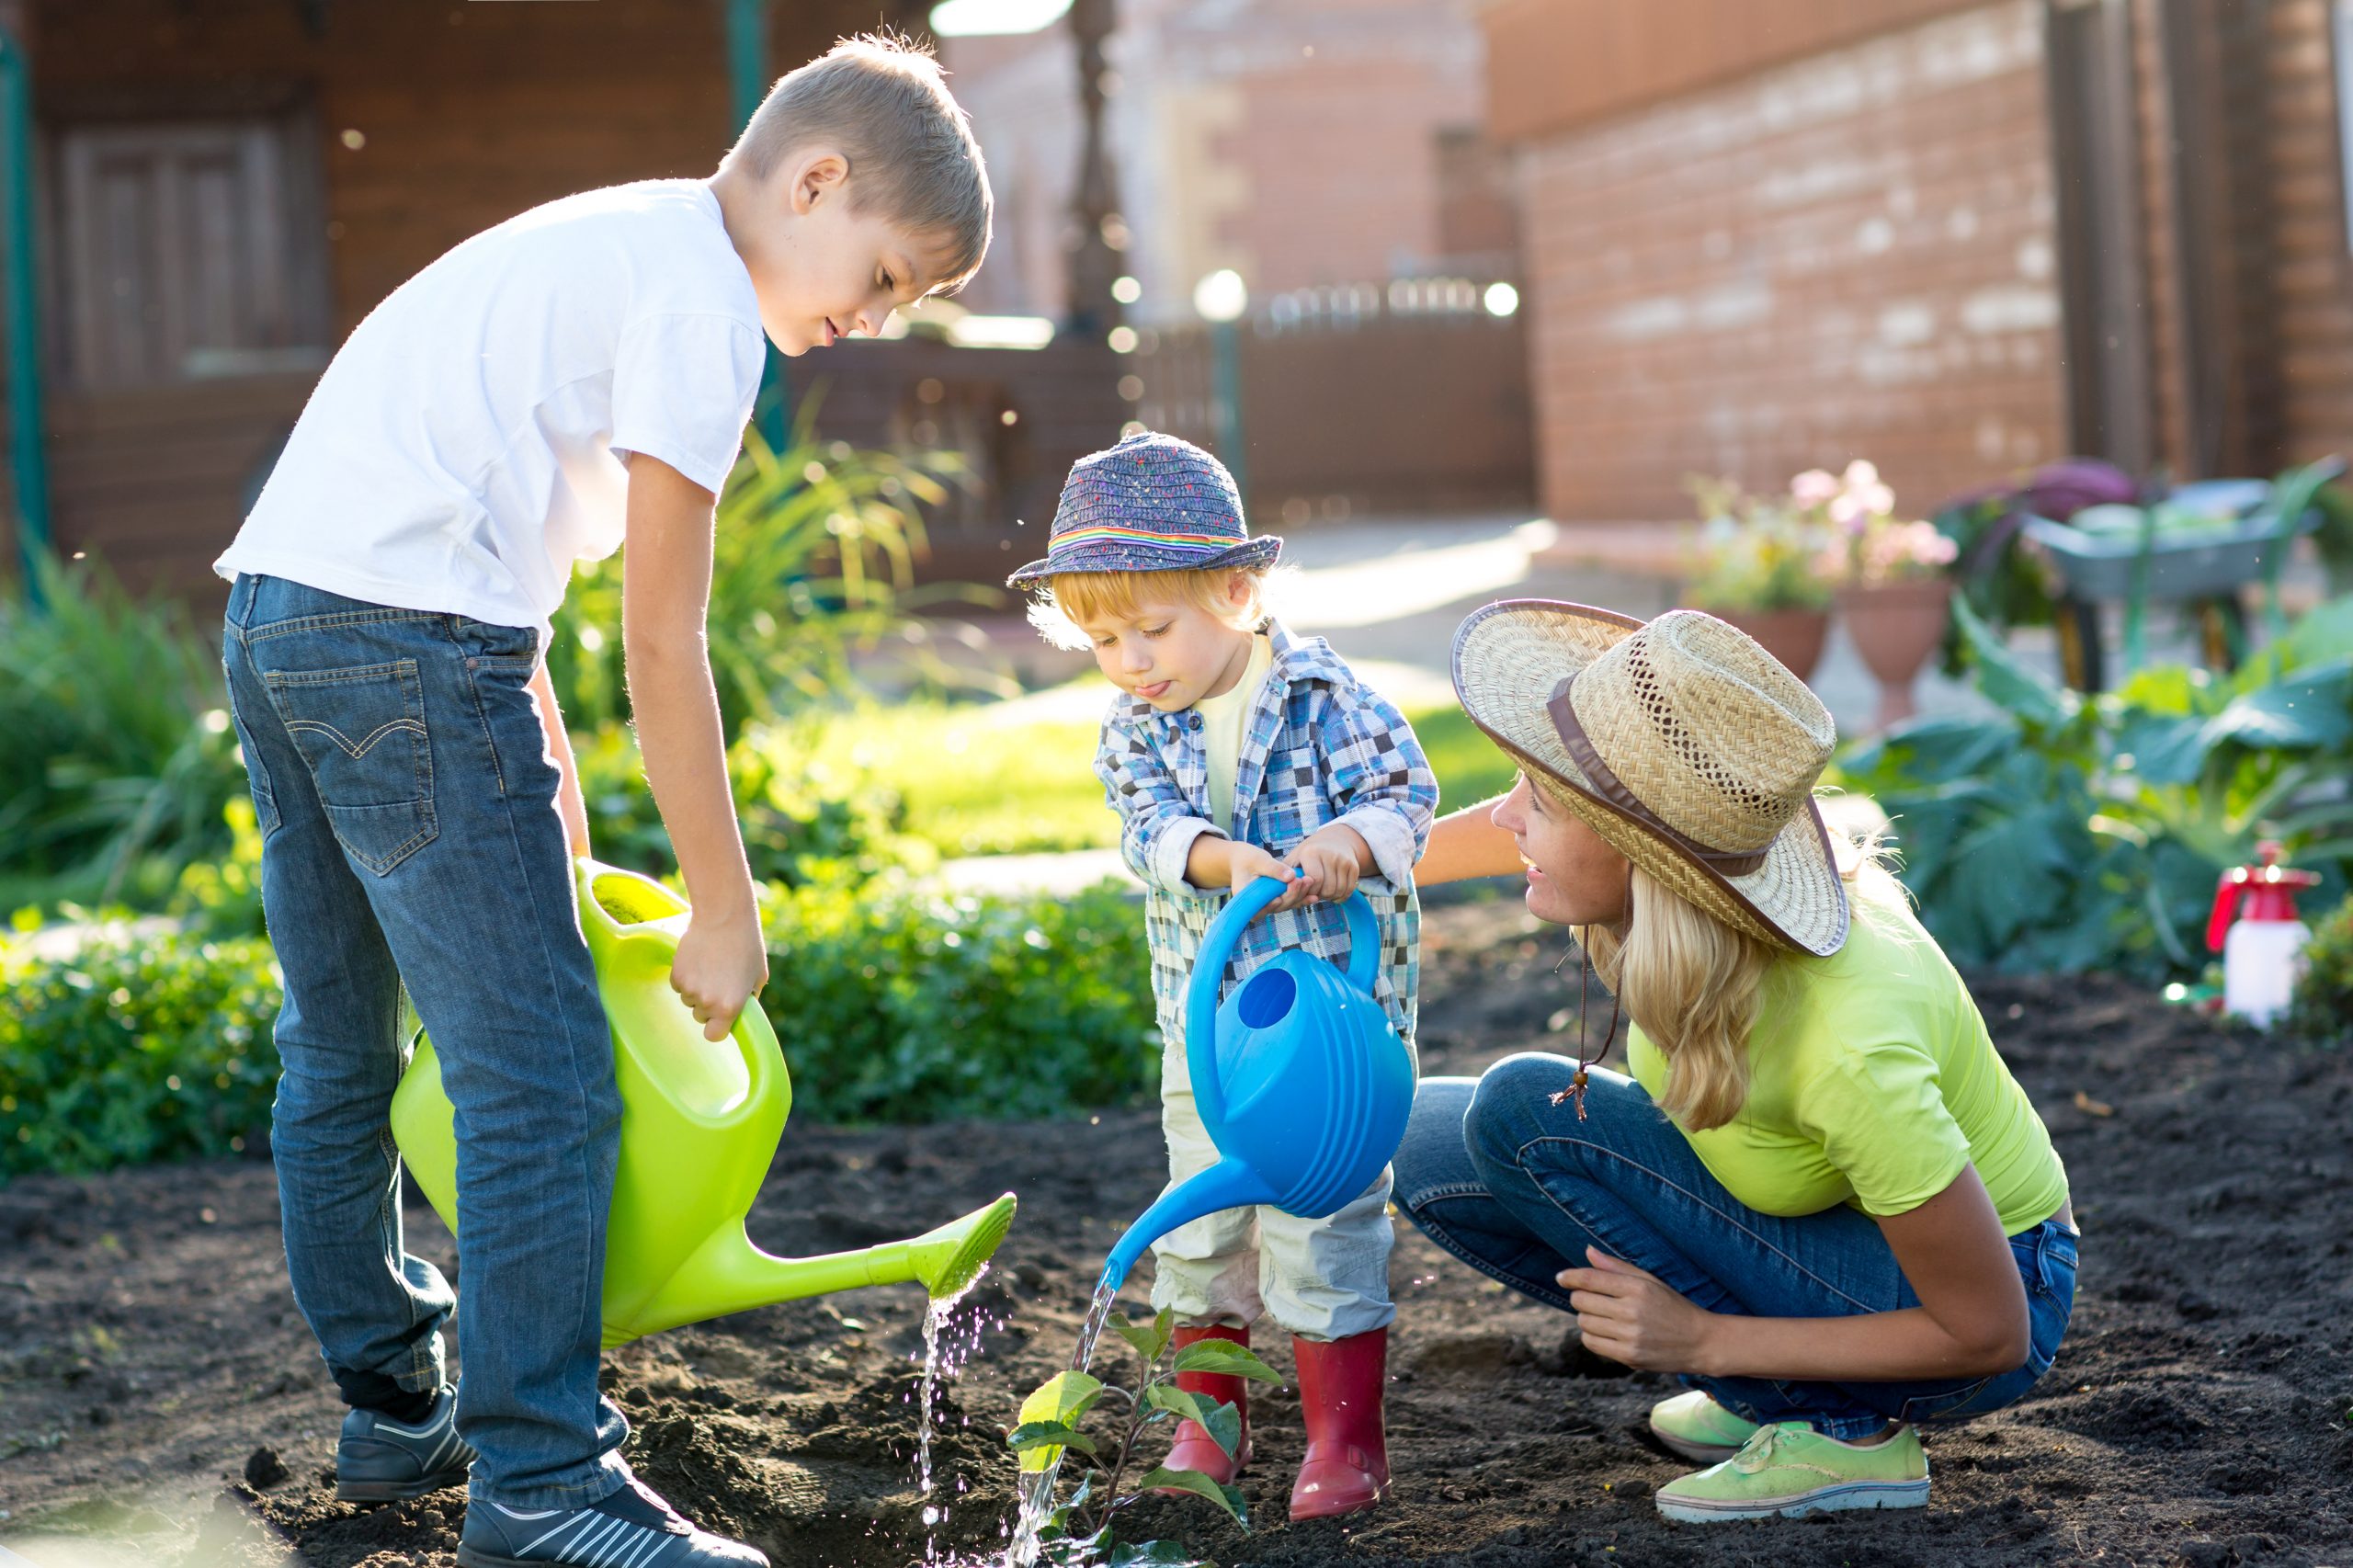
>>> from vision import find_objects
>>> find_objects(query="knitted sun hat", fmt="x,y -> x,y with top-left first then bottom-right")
1006,430 -> 1281,587
1451,599 -> 1850,957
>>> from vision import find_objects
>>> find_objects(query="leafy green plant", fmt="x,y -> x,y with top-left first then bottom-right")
1833,596 -> 2353,977
757,871 -> 1155,1123
0,553 -> 244,910
2288,892 -> 2353,1044
1006,1308 -> 1276,1562
0,923 -> 282,1181
548,409 -> 1003,750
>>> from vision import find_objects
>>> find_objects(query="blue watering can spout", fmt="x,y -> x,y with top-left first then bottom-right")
1100,1157 -> 1275,1292
1097,875 -> 1415,1292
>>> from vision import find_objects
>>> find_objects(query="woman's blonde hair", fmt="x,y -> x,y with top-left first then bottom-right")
1028,566 -> 1276,651
1569,790 -> 1906,1132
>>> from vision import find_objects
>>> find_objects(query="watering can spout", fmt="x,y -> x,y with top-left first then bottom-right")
1099,1159 -> 1276,1294
624,1192 -> 1017,1346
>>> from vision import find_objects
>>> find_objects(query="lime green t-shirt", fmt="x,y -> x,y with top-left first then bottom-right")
1625,892 -> 2068,1235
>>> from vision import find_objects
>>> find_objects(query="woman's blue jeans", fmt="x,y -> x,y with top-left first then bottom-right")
1394,1055 -> 2076,1441
222,574 -> 628,1509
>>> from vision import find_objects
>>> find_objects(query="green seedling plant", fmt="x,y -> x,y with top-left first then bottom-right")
1005,1308 -> 1278,1565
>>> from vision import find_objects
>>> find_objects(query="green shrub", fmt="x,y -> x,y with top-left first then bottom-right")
757,872 -> 1156,1124
2289,893 -> 2353,1043
0,925 -> 283,1181
574,721 -> 933,889
0,867 -> 1152,1180
0,554 -> 245,910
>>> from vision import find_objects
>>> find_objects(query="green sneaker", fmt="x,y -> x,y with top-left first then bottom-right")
1648,1390 -> 1762,1463
1655,1421 -> 1929,1522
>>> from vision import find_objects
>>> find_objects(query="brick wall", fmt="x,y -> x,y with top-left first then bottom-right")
1508,0 -> 2065,523
1215,49 -> 1485,296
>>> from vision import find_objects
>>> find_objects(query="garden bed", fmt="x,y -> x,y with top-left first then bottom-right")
3,898 -> 2347,1567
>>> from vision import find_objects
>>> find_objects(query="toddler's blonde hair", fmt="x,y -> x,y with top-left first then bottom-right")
1029,567 -> 1277,651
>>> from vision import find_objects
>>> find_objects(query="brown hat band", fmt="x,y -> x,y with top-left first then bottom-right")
1546,676 -> 1771,878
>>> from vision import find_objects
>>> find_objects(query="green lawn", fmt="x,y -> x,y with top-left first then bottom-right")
788,697 -> 1516,860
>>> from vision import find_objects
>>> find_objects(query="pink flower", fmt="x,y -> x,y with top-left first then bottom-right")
1841,459 -> 1881,491
1790,469 -> 1840,506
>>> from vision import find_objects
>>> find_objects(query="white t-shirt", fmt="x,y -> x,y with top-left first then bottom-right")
1199,633 -> 1275,835
217,179 -> 767,644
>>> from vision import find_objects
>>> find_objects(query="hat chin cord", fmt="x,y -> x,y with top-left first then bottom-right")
1551,859 -> 1635,1121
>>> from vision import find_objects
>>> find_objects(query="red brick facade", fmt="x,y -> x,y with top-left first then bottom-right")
1496,0 -> 2353,525
1508,1 -> 2063,523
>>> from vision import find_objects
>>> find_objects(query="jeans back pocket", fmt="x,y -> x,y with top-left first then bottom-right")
263,658 -> 438,874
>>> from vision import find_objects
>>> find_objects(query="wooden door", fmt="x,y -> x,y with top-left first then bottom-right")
55,114 -> 329,391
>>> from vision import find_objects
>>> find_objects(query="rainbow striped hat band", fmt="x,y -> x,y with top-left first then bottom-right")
1006,430 -> 1280,587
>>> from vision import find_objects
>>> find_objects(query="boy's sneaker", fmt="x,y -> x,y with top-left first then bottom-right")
457,1475 -> 767,1567
335,1383 -> 475,1502
1647,1390 -> 1761,1463
1654,1421 -> 1929,1522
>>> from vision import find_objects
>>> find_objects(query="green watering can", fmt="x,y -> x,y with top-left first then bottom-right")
390,858 -> 1016,1348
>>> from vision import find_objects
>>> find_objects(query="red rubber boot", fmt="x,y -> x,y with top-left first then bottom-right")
1289,1329 -> 1390,1521
1159,1324 -> 1253,1484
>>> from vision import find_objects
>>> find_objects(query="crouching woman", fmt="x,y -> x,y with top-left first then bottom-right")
1401,600 -> 2077,1524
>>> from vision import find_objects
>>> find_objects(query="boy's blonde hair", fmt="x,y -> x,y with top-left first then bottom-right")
727,32 -> 992,295
1029,567 -> 1275,651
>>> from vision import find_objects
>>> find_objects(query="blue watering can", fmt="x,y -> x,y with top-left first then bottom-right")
1097,875 -> 1417,1291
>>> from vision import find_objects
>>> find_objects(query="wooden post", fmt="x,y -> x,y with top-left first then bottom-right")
1063,0 -> 1123,341
2044,0 -> 2155,475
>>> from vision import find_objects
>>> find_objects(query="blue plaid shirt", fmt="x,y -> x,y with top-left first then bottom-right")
1094,621 -> 1439,1055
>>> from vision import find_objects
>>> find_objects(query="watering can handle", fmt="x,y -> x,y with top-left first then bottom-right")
1185,876 -> 1383,1134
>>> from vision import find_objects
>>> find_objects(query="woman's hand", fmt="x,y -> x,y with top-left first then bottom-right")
1557,1247 -> 1722,1373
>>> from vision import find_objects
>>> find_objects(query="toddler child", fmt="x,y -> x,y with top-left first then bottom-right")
1011,431 -> 1438,1521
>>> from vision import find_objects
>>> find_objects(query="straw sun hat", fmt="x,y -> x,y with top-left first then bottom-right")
1451,600 -> 1850,958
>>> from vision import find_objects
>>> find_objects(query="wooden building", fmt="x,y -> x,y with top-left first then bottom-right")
1482,0 -> 2353,523
0,0 -> 1121,596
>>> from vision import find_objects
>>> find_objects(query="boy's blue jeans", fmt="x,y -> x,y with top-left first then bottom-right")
222,574 -> 628,1509
1395,1057 -> 2076,1441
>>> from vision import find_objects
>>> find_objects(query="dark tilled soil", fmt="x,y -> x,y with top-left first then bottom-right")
4,897 -> 2350,1567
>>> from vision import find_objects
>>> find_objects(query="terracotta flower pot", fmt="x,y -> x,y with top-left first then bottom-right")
1707,607 -> 1830,684
1837,577 -> 1954,729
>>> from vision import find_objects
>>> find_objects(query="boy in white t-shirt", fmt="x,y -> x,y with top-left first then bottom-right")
212,36 -> 988,1568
